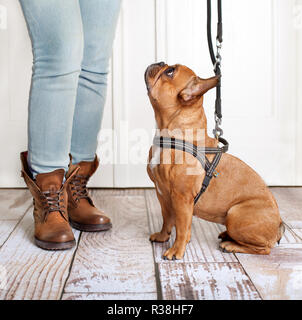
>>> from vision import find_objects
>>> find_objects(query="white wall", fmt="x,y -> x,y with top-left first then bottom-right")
0,0 -> 301,187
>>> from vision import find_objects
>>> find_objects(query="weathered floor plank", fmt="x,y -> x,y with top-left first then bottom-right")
64,194 -> 157,295
0,220 -> 20,247
90,189 -> 146,196
62,292 -> 156,300
0,209 -> 80,300
1,187 -> 302,300
270,187 -> 302,228
0,189 -> 32,220
280,225 -> 302,244
291,229 -> 302,240
145,189 -> 236,263
235,246 -> 302,300
0,189 -> 33,247
158,262 -> 261,300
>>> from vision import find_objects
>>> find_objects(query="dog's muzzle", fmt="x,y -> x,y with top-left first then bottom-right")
144,61 -> 166,91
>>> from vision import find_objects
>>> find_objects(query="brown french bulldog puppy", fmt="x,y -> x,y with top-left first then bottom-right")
145,62 -> 284,260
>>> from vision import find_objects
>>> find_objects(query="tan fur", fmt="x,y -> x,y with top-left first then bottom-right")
145,63 -> 283,260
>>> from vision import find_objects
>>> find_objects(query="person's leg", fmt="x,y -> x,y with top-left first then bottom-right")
70,0 -> 121,164
19,0 -> 84,178
66,0 -> 121,233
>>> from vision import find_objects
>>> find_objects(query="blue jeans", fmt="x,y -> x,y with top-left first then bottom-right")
19,0 -> 121,178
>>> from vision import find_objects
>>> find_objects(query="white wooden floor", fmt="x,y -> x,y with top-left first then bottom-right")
0,187 -> 302,300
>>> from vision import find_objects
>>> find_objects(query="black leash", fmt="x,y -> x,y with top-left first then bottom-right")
207,0 -> 223,138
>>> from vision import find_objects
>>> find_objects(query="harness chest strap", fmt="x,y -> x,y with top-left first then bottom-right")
152,136 -> 229,205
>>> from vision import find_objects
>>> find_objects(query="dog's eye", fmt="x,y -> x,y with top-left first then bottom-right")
165,67 -> 175,78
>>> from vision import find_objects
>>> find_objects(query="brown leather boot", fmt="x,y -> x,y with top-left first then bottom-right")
66,154 -> 112,232
20,151 -> 80,250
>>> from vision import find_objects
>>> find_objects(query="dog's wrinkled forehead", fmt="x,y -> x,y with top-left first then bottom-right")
144,62 -> 195,93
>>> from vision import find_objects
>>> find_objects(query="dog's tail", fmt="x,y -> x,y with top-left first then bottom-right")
277,220 -> 285,245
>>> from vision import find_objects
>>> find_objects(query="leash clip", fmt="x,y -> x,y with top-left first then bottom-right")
213,115 -> 223,139
214,39 -> 222,72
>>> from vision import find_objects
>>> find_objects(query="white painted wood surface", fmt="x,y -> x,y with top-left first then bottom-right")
0,0 -> 301,187
235,247 -> 302,300
112,0 -> 156,188
0,189 -> 32,247
62,292 -> 156,300
280,226 -> 302,244
0,220 -> 18,247
291,229 -> 302,240
64,194 -> 157,296
0,187 -> 302,300
0,189 -> 31,220
296,0 -> 302,184
158,262 -> 261,300
0,210 -> 80,300
271,188 -> 302,228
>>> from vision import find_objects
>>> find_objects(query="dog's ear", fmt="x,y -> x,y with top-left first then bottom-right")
179,75 -> 220,103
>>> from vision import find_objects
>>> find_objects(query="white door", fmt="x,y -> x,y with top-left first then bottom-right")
0,0 -> 301,187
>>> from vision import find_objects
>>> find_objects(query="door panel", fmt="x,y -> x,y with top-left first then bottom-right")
112,0 -> 156,187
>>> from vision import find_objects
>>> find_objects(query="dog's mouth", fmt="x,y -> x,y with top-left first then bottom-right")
144,62 -> 167,91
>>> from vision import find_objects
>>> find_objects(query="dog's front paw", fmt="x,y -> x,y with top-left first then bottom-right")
163,245 -> 185,260
150,232 -> 170,243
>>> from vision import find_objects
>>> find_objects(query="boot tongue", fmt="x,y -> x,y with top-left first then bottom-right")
77,160 -> 95,176
36,169 -> 65,192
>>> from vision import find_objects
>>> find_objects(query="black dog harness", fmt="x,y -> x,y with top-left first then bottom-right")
153,136 -> 228,205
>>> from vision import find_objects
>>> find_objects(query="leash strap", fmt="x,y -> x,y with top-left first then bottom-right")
207,0 -> 223,136
153,136 -> 228,204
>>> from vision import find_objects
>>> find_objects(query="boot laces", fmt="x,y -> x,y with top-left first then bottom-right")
40,190 -> 65,219
70,174 -> 90,202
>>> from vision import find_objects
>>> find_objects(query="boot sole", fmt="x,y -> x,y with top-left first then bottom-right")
34,237 -> 76,250
69,219 -> 112,232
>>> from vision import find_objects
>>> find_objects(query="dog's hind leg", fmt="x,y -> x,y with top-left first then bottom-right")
220,201 -> 281,255
220,240 -> 271,254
